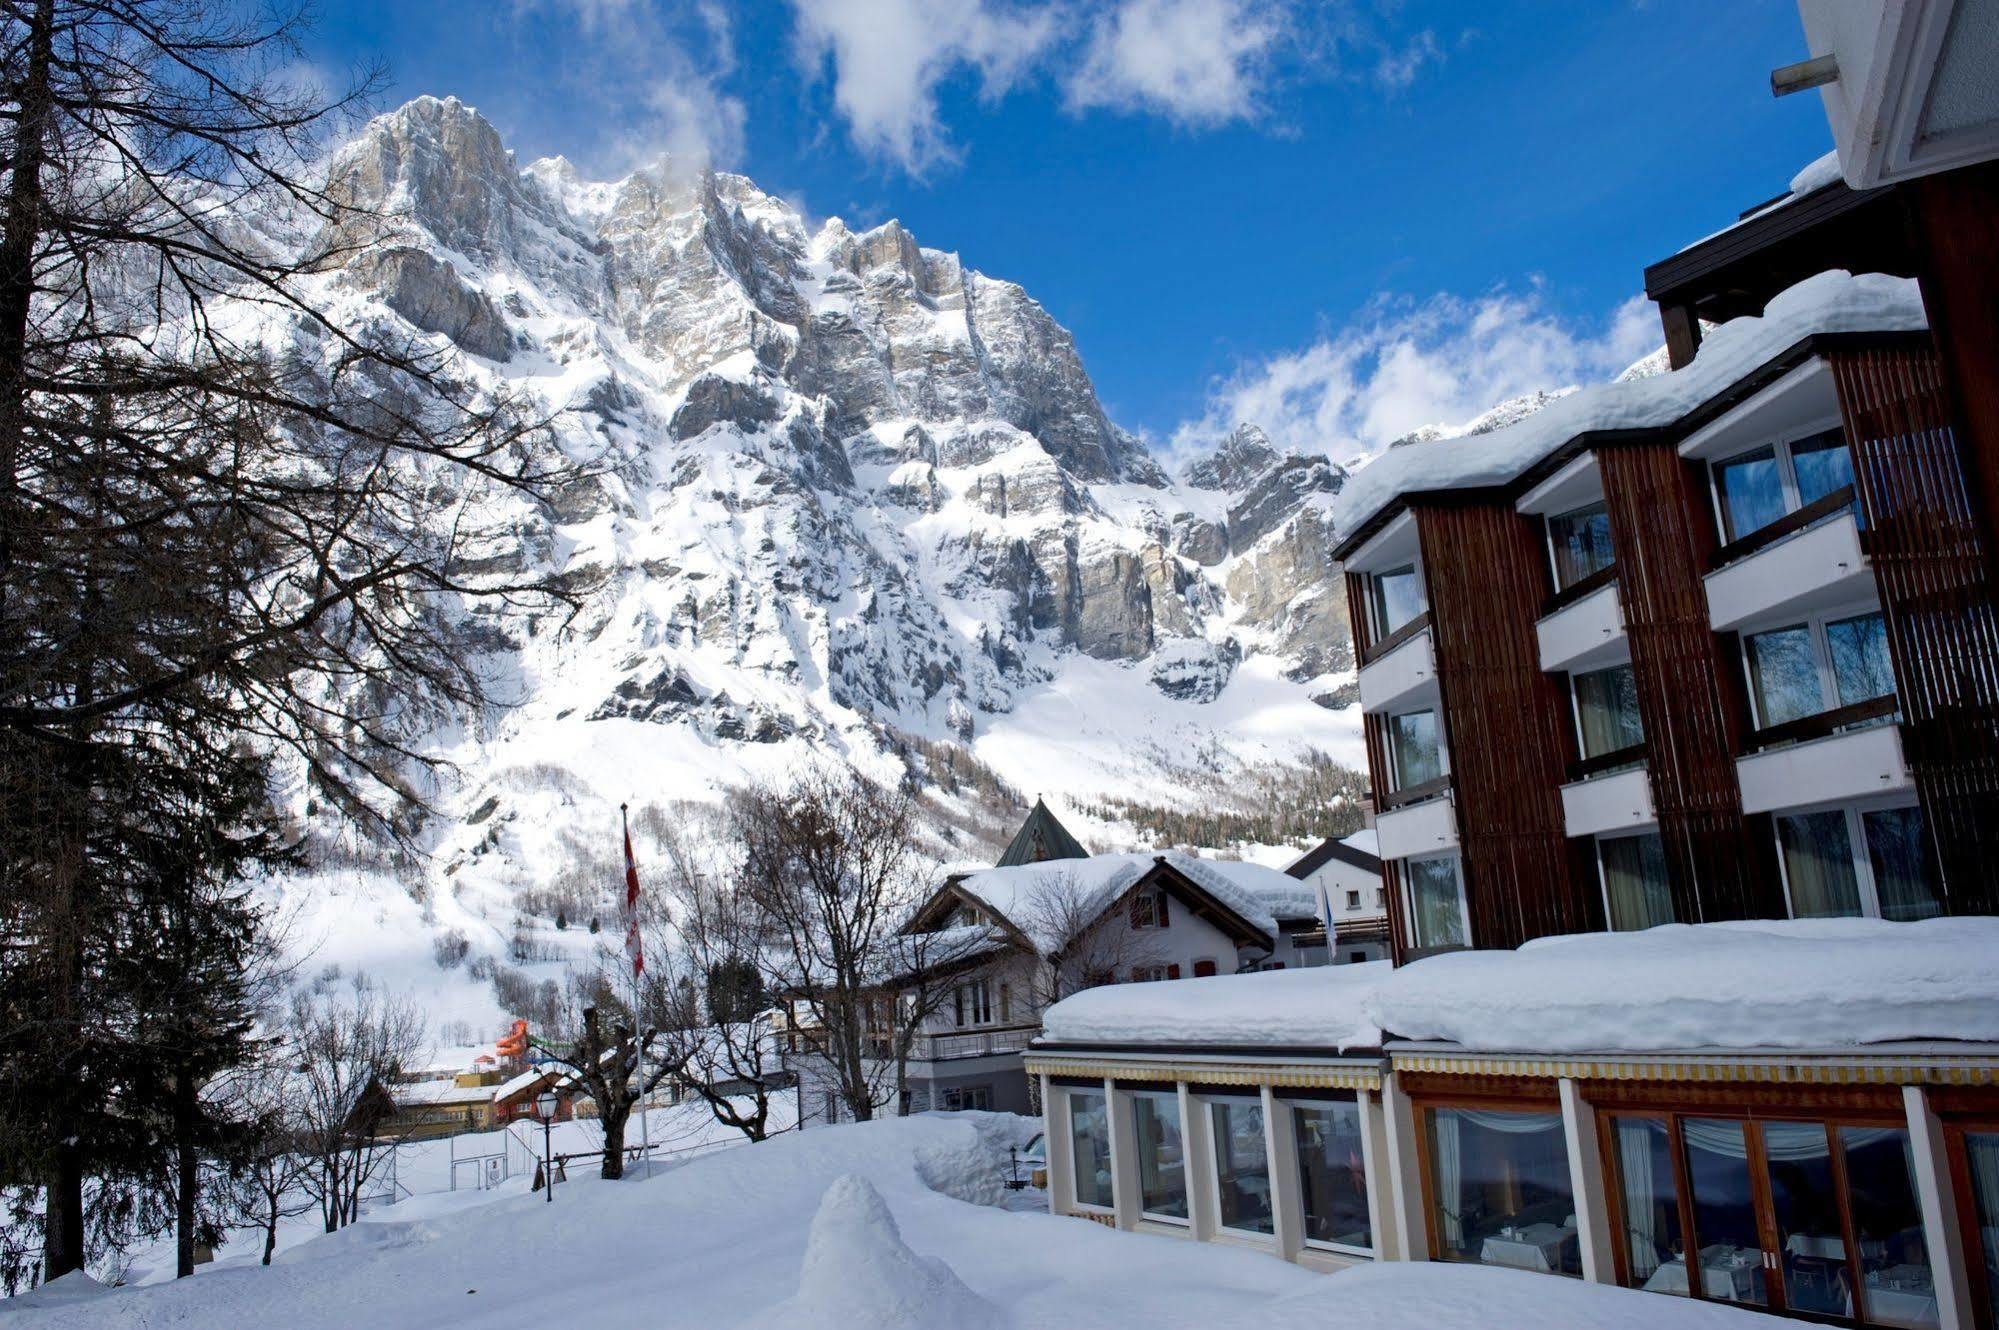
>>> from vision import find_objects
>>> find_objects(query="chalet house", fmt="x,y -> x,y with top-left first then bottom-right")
1282,832 -> 1389,965
1026,9 -> 1999,1328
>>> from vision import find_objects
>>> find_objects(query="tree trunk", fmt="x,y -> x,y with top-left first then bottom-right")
261,1190 -> 280,1266
174,1069 -> 198,1279
599,1101 -> 629,1180
41,1143 -> 83,1280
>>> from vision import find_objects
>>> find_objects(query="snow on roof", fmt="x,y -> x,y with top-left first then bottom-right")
952,852 -> 1279,954
396,1079 -> 498,1106
1042,962 -> 1390,1049
1342,828 -> 1378,855
872,923 -> 1013,983
1177,855 -> 1320,923
1365,917 -> 1999,1055
1331,270 -> 1927,547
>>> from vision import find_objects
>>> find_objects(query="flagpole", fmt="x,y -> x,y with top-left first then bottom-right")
623,802 -> 650,1178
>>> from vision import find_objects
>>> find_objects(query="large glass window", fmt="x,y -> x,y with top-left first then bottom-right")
1712,429 -> 1859,546
1763,1122 -> 1851,1319
1387,710 -> 1443,790
1133,1094 -> 1187,1220
1682,1119 -> 1772,1307
1549,502 -> 1615,590
1610,1118 -> 1685,1293
1293,1099 -> 1372,1252
1405,855 -> 1467,951
1965,1132 -> 1999,1329
1840,1127 -> 1938,1329
1715,446 -> 1787,542
1790,429 -> 1858,510
1778,810 -> 1865,919
1068,1091 -> 1112,1209
1862,806 -> 1942,922
1828,612 -> 1896,709
1372,564 -> 1425,640
1211,1100 -> 1273,1235
1746,625 -> 1824,729
1600,832 -> 1676,931
1777,802 -> 1941,922
1574,663 -> 1644,759
1426,1107 -> 1579,1276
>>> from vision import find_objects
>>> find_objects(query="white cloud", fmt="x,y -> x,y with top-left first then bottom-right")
789,0 -> 1061,174
1172,289 -> 1661,468
512,0 -> 748,171
1065,0 -> 1287,126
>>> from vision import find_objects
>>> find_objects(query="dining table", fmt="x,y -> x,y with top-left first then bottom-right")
1862,1264 -> 1940,1328
1641,1245 -> 1767,1302
1479,1222 -> 1575,1274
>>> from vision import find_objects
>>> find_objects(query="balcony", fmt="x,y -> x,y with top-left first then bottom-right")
1736,713 -> 1911,815
1704,492 -> 1873,632
1537,570 -> 1626,673
1559,759 -> 1654,838
1374,779 -> 1458,860
912,1026 -> 1038,1064
1358,614 -> 1435,713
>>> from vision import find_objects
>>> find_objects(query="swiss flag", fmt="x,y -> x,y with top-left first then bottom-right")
622,806 -> 644,978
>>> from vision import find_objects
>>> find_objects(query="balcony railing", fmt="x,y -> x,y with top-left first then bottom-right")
1747,694 -> 1899,752
1359,610 -> 1431,667
914,1026 -> 1039,1062
1710,484 -> 1858,569
1567,741 -> 1647,783
1541,561 -> 1618,617
1377,773 -> 1451,812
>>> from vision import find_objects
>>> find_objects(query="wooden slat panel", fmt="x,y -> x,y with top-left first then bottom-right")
1597,442 -> 1783,921
1414,505 -> 1596,951
1831,344 -> 1999,914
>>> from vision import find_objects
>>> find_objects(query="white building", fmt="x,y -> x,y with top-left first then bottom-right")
1281,831 -> 1389,965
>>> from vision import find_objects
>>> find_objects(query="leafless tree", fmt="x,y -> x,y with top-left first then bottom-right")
1019,872 -> 1167,1009
729,766 -> 942,1123
530,974 -> 679,1181
211,1060 -> 314,1266
640,833 -> 789,1143
284,972 -> 425,1234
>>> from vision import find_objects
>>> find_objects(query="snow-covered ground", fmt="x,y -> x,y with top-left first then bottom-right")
10,1114 -> 1772,1329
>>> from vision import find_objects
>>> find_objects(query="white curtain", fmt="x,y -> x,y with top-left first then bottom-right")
1619,1121 -> 1663,1280
1679,1119 -> 1901,1162
1434,1111 -> 1463,1248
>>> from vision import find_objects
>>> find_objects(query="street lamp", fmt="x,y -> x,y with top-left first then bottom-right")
534,1091 -> 559,1204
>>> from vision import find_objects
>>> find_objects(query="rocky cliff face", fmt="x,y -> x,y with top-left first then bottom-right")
267,99 -> 1362,993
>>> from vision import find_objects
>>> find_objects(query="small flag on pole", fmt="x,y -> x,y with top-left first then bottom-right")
621,803 -> 644,978
1314,876 -> 1339,962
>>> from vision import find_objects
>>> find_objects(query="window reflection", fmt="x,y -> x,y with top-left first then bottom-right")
1790,429 -> 1857,510
1840,1126 -> 1939,1329
1133,1094 -> 1187,1219
1212,1100 -> 1273,1235
1575,663 -> 1644,759
1373,564 -> 1424,639
1777,810 -> 1865,918
1600,833 -> 1675,931
1549,503 -> 1615,590
1862,806 -> 1942,922
1294,1100 -> 1372,1251
1069,1091 -> 1111,1209
1427,1108 -> 1580,1277
1746,625 -> 1822,728
1828,612 -> 1896,710
1406,856 -> 1466,950
1388,710 -> 1442,790
1716,446 -> 1786,541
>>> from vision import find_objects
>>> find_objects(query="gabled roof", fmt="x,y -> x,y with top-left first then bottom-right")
995,798 -> 1088,867
1286,835 -> 1383,880
920,852 -> 1280,957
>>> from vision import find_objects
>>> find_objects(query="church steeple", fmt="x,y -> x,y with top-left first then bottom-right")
995,797 -> 1088,867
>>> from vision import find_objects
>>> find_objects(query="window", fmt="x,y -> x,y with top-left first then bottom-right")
1192,959 -> 1217,978
1548,502 -> 1615,590
1293,1098 -> 1372,1252
942,1086 -> 993,1111
1130,889 -> 1170,929
953,981 -> 994,1028
1573,663 -> 1645,760
1776,801 -> 1942,922
1133,1094 -> 1187,1220
1712,427 -> 1856,544
1745,610 -> 1898,733
1425,1106 -> 1579,1277
1404,855 -> 1468,951
1599,832 -> 1676,931
1371,564 -> 1425,640
1068,1091 -> 1112,1209
1130,964 -> 1176,983
1388,709 -> 1443,790
1375,889 -> 1386,909
1211,1100 -> 1273,1235
1962,1131 -> 1999,1328
1345,889 -> 1362,911
998,982 -> 1011,1024
1612,1112 -> 1940,1326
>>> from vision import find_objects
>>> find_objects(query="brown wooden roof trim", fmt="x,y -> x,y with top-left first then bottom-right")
1643,180 -> 1899,304
1329,329 -> 1933,564
1136,859 -> 1276,950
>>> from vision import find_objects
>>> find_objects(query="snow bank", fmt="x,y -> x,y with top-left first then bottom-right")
741,1175 -> 1000,1330
1042,961 -> 1390,1049
955,851 -> 1281,954
1271,1261 -> 1768,1329
1366,917 -> 1999,1054
1332,270 -> 1927,545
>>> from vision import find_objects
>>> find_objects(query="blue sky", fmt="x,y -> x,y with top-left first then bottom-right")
304,1 -> 1835,466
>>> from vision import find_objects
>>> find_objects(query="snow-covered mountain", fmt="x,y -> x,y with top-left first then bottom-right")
270,97 -> 1363,1029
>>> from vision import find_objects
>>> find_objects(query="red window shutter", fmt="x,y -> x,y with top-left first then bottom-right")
1130,894 -> 1145,928
1270,962 -> 1285,970
1193,960 -> 1216,978
1158,894 -> 1170,928
1167,963 -> 1181,980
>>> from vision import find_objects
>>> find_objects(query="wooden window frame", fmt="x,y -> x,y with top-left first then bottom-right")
1941,1115 -> 1999,1330
1403,1078 -> 1568,1276
1587,1081 -> 1917,1327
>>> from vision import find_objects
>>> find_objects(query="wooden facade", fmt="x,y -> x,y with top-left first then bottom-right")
1596,442 -> 1783,922
1831,344 -> 1999,914
1413,504 -> 1598,951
